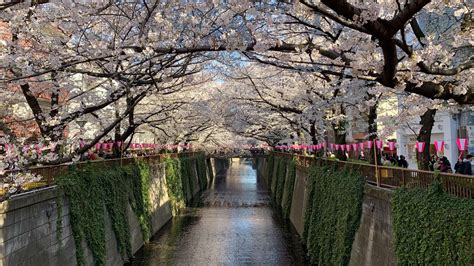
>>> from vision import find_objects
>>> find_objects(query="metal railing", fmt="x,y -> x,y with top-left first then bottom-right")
273,152 -> 474,199
1,152 -> 201,188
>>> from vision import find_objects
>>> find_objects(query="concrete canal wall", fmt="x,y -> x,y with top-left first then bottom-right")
0,157 -> 228,266
256,157 -> 396,266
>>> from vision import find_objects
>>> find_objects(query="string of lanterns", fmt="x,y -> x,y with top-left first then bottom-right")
1,142 -> 193,154
273,138 -> 469,157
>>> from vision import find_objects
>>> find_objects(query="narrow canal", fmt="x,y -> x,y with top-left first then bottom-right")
130,158 -> 307,265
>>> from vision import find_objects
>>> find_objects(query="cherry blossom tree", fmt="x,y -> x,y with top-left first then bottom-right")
0,0 -> 472,172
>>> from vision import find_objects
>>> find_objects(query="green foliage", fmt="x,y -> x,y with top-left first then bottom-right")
304,165 -> 364,265
55,154 -> 208,266
179,157 -> 195,204
392,182 -> 474,265
196,155 -> 208,190
56,161 -> 153,265
57,166 -> 108,266
266,155 -> 275,186
128,160 -> 152,241
164,157 -> 186,215
271,157 -> 280,195
274,157 -> 287,206
282,159 -> 296,219
303,166 -> 320,243
164,155 -> 207,212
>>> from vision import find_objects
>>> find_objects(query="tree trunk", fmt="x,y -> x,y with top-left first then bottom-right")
333,122 -> 347,161
113,101 -> 122,158
416,109 -> 436,170
310,122 -> 317,145
367,103 -> 381,165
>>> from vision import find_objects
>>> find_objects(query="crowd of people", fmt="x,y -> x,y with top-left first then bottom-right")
275,143 -> 474,175
428,155 -> 453,173
381,154 -> 409,168
425,154 -> 473,175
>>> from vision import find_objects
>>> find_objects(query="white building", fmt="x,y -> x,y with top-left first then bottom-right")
397,111 -> 474,169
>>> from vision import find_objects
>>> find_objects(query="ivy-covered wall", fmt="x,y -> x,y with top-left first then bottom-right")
264,156 -> 365,266
281,159 -> 296,219
55,154 -> 207,266
304,165 -> 365,265
392,183 -> 474,265
274,157 -> 287,205
266,155 -> 296,219
263,155 -> 473,266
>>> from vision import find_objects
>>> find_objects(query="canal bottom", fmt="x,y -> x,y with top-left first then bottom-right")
129,158 -> 308,265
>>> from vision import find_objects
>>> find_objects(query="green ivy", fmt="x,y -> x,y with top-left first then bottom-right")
128,160 -> 152,241
392,182 -> 474,265
271,157 -> 280,195
55,155 -> 207,266
266,155 -> 275,187
304,165 -> 364,265
282,159 -> 296,219
196,155 -> 208,190
303,166 -> 320,243
274,157 -> 287,206
179,157 -> 195,204
164,157 -> 185,215
56,161 -> 152,265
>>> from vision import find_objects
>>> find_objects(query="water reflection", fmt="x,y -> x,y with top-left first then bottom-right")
130,158 -> 307,265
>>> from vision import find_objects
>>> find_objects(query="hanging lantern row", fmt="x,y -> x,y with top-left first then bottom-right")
273,138 -> 469,155
0,142 -> 192,154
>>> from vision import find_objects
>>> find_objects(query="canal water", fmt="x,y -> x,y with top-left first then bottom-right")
130,158 -> 307,265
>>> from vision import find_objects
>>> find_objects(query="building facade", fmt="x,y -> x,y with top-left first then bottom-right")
396,111 -> 474,169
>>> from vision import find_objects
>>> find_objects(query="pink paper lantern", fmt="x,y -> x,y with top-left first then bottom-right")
335,144 -> 340,150
366,140 -> 373,149
359,143 -> 364,150
352,143 -> 358,151
345,144 -> 351,151
387,142 -> 395,151
456,138 -> 467,151
330,143 -> 335,150
415,142 -> 425,153
95,143 -> 101,150
434,141 -> 444,152
375,140 -> 383,150
341,145 -> 345,151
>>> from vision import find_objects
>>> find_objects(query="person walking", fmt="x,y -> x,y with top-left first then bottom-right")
461,154 -> 473,175
439,156 -> 452,173
455,159 -> 464,174
428,155 -> 439,171
398,155 -> 408,168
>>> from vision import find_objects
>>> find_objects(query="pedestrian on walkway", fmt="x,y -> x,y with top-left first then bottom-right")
439,156 -> 452,173
456,154 -> 473,175
398,155 -> 408,168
